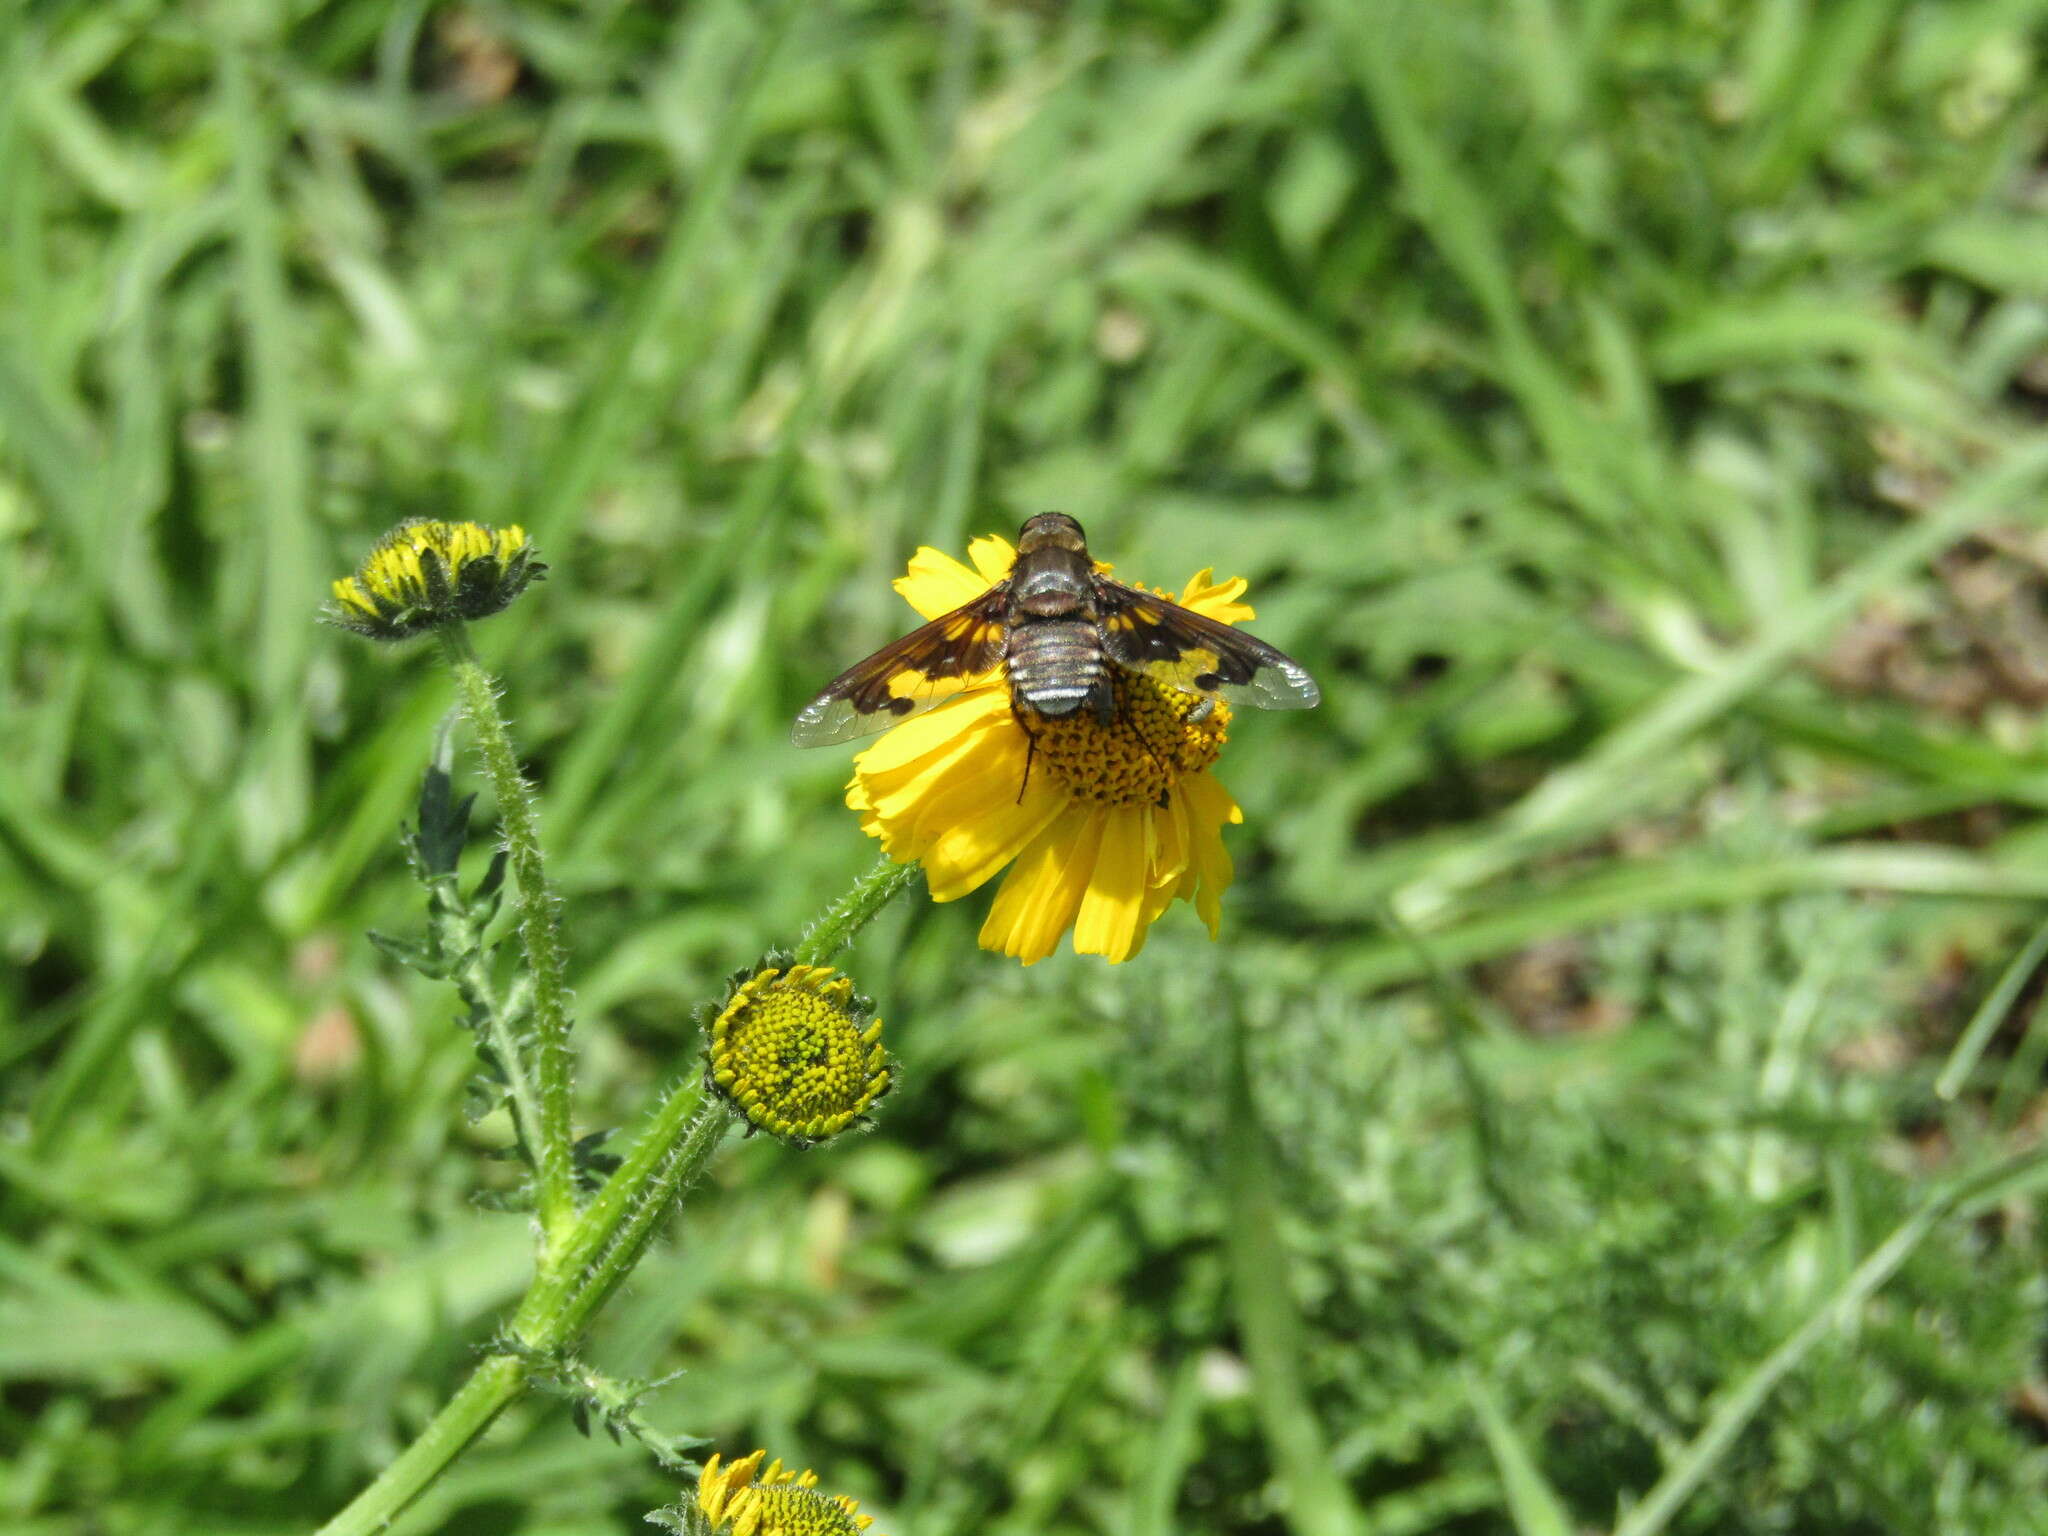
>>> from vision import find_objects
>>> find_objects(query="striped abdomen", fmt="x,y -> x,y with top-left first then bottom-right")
1006,617 -> 1106,717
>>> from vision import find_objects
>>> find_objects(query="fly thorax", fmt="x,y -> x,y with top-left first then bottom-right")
1012,568 -> 1090,618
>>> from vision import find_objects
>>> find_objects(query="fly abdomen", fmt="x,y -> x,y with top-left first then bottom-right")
1007,618 -> 1105,717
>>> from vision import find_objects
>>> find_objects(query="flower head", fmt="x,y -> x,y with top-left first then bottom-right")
703,962 -> 892,1147
653,1449 -> 880,1536
329,519 -> 543,640
845,534 -> 1252,965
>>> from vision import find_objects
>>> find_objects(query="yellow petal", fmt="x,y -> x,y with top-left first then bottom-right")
979,803 -> 1105,964
966,534 -> 1017,586
1179,770 -> 1240,936
847,690 -> 1008,780
855,744 -> 990,840
1072,807 -> 1150,963
888,711 -> 1029,842
855,727 -> 1021,857
1179,567 -> 1255,625
916,767 -> 1071,902
1139,854 -> 1181,929
895,546 -> 994,619
1150,785 -> 1190,890
699,1456 -> 727,1520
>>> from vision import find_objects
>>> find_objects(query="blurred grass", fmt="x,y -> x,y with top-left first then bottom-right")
7,0 -> 2048,1531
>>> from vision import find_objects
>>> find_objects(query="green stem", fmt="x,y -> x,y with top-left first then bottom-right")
446,908 -> 550,1194
307,1103 -> 731,1536
312,1354 -> 528,1536
438,623 -> 578,1242
794,854 -> 920,966
510,1088 -> 733,1341
552,1099 -> 735,1338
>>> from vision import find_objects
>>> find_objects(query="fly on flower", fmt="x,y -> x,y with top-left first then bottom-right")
793,515 -> 1319,965
793,513 -> 1317,756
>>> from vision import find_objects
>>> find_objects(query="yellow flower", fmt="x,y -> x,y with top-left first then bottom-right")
703,963 -> 892,1147
692,1449 -> 880,1536
329,518 -> 543,640
846,535 -> 1249,965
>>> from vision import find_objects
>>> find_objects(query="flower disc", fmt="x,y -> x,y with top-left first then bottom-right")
704,965 -> 891,1147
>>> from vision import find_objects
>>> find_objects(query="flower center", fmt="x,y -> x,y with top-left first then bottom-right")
706,966 -> 890,1145
1025,674 -> 1230,806
726,1484 -> 872,1536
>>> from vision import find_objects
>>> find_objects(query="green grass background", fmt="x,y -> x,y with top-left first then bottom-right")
9,0 -> 2048,1531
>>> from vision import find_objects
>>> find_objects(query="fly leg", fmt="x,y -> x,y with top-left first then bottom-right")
1092,677 -> 1117,729
1013,702 -> 1040,805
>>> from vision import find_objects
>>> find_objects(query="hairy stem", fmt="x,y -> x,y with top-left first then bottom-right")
552,1099 -> 735,1338
313,1107 -> 734,1536
313,1354 -> 528,1536
438,622 -> 577,1241
794,854 -> 920,966
511,1088 -> 734,1340
443,903 -> 550,1199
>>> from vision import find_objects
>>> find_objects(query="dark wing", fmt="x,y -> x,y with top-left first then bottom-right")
790,587 -> 1010,747
1095,578 -> 1319,710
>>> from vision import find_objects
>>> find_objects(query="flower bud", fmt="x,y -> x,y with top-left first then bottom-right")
662,1448 -> 879,1536
703,963 -> 892,1148
329,519 -> 543,640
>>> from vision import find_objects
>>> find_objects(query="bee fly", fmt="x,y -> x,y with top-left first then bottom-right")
791,514 -> 1319,758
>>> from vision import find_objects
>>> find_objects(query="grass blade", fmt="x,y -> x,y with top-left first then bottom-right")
1467,1374 -> 1573,1536
1935,912 -> 2048,1100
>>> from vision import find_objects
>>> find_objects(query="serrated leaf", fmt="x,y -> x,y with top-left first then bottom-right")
368,928 -> 447,977
472,1185 -> 537,1215
469,1031 -> 508,1077
413,786 -> 475,879
463,1076 -> 510,1124
415,761 -> 454,858
400,824 -> 431,883
572,1128 -> 623,1191
502,976 -> 536,1029
411,723 -> 480,877
473,847 -> 509,909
